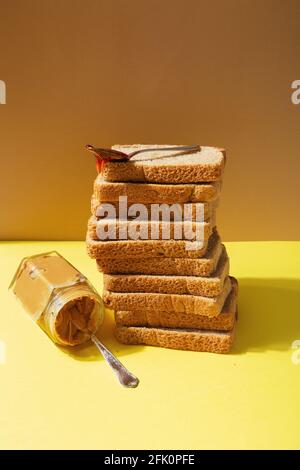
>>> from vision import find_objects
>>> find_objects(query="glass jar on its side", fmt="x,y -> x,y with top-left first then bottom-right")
10,251 -> 104,346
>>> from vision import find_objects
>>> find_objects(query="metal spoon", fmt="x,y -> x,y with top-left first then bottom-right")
86,144 -> 200,162
91,334 -> 139,388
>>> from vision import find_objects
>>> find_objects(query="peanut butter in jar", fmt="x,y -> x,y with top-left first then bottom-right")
9,252 -> 104,346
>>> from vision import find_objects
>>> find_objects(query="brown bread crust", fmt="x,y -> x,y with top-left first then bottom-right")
96,231 -> 222,275
104,276 -> 231,317
114,277 -> 238,330
86,231 -> 215,259
93,179 -> 221,203
102,146 -> 225,183
115,321 -> 236,354
104,248 -> 229,297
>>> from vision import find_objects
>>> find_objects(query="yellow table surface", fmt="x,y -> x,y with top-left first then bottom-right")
0,241 -> 300,450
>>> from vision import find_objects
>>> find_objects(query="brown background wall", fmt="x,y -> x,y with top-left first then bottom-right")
0,0 -> 299,241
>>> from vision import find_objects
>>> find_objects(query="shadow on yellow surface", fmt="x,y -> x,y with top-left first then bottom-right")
60,307 -> 144,361
234,278 -> 300,353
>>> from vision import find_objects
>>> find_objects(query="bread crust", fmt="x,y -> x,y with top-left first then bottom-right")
114,277 -> 238,330
104,248 -> 229,297
86,229 -> 219,259
115,321 -> 236,353
96,231 -> 222,274
93,179 -> 221,203
87,215 -> 214,242
102,146 -> 225,183
104,276 -> 232,317
91,195 -> 218,222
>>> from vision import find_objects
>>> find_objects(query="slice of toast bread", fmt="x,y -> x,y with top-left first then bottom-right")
96,231 -> 222,275
101,145 -> 226,183
104,276 -> 231,317
104,247 -> 229,297
87,233 -> 209,259
115,320 -> 236,354
114,277 -> 238,331
93,178 -> 221,203
91,195 -> 218,222
87,215 -> 214,242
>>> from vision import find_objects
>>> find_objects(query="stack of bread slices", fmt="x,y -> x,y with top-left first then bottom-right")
87,144 -> 238,354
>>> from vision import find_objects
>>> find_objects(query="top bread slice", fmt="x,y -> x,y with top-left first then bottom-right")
101,144 -> 226,183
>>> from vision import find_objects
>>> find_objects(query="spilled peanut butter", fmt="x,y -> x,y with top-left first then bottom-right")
54,296 -> 99,346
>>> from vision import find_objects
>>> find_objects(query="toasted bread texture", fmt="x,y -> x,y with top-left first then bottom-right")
101,145 -> 225,183
104,276 -> 231,317
114,277 -> 238,330
88,215 -> 214,242
96,230 -> 222,275
115,321 -> 236,353
93,178 -> 221,203
86,228 -> 218,259
104,247 -> 229,297
91,195 -> 218,222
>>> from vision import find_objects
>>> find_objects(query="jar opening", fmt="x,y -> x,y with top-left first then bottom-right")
54,295 -> 101,346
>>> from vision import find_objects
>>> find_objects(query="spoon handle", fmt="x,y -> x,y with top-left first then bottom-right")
128,144 -> 200,158
91,334 -> 139,388
86,144 -> 200,162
